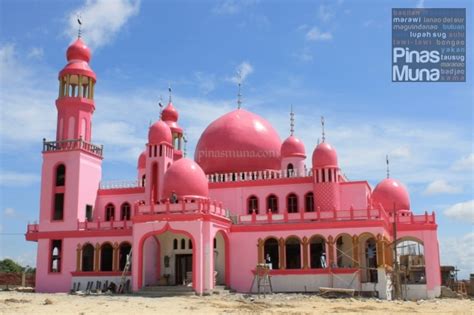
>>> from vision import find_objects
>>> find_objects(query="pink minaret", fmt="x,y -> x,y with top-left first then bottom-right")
312,118 -> 340,212
56,38 -> 96,142
39,37 -> 102,229
161,88 -> 184,161
144,120 -> 174,204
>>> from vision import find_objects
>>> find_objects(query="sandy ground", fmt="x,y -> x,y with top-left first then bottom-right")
0,291 -> 473,315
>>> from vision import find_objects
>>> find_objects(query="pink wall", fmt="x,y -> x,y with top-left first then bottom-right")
209,182 -> 313,215
339,182 -> 371,210
95,192 -> 145,221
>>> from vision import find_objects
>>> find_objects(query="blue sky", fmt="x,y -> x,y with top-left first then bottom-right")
0,0 -> 472,277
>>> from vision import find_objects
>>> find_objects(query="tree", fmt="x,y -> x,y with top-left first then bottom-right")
0,259 -> 24,273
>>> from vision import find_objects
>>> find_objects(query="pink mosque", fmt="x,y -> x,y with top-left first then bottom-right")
25,38 -> 441,299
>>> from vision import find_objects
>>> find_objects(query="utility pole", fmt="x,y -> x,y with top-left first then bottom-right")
392,202 -> 401,300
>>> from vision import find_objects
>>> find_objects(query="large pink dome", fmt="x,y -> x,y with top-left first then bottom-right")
372,178 -> 410,211
312,142 -> 338,168
163,158 -> 208,199
281,135 -> 306,158
194,109 -> 282,174
148,120 -> 172,144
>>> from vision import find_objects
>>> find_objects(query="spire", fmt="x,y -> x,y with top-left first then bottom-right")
77,14 -> 82,39
386,154 -> 390,178
158,95 -> 164,117
237,70 -> 242,109
321,116 -> 326,142
237,82 -> 242,109
168,84 -> 172,103
290,105 -> 295,136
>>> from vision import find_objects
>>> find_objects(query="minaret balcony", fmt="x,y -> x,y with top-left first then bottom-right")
42,138 -> 103,158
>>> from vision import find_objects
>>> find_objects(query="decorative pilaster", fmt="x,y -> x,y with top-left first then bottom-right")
279,237 -> 286,269
352,235 -> 360,267
113,242 -> 119,271
302,237 -> 309,269
384,237 -> 393,267
376,234 -> 385,267
327,236 -> 335,267
94,243 -> 100,271
76,244 -> 82,272
257,238 -> 264,264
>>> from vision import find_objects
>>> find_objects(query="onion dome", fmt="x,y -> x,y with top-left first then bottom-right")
372,178 -> 410,211
163,158 -> 209,198
162,102 -> 179,122
137,151 -> 146,169
148,120 -> 172,144
312,142 -> 338,168
194,109 -> 282,174
281,135 -> 306,158
59,38 -> 96,80
66,38 -> 91,62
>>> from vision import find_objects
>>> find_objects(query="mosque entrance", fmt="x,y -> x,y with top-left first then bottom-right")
175,254 -> 192,285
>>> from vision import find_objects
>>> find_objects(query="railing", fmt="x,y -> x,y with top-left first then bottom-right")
135,198 -> 230,219
99,179 -> 141,190
236,207 -> 436,225
207,169 -> 313,183
42,138 -> 103,157
77,219 -> 132,230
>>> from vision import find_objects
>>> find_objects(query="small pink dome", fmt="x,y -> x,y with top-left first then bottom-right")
312,142 -> 338,168
281,135 -> 306,158
372,178 -> 410,211
148,120 -> 172,144
163,158 -> 209,198
162,102 -> 179,122
66,38 -> 91,62
195,109 -> 281,174
137,151 -> 146,169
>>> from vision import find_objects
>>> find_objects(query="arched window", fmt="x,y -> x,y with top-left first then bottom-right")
173,239 -> 178,250
266,194 -> 278,213
264,238 -> 279,270
247,195 -> 259,214
181,239 -> 186,249
287,193 -> 298,213
336,234 -> 353,268
50,240 -> 62,273
55,164 -> 66,186
141,174 -> 146,187
81,244 -> 94,272
188,239 -> 193,249
120,202 -> 131,221
287,163 -> 294,177
100,243 -> 113,271
310,236 -> 326,268
105,204 -> 115,221
119,242 -> 132,271
285,237 -> 301,269
305,192 -> 314,212
365,238 -> 377,282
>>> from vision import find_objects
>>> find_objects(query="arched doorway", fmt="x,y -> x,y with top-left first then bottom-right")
141,231 -> 195,287
359,233 -> 377,283
396,237 -> 426,284
335,234 -> 353,268
213,230 -> 229,286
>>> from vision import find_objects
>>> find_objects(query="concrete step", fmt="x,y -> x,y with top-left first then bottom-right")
137,285 -> 195,297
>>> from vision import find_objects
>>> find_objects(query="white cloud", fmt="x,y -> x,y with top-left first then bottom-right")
440,232 -> 474,279
27,47 -> 44,59
444,200 -> 474,223
318,5 -> 334,22
452,153 -> 474,172
305,27 -> 332,41
416,0 -> 425,9
294,48 -> 314,63
65,0 -> 140,49
194,72 -> 216,95
3,208 -> 16,218
212,0 -> 257,15
228,61 -> 254,84
0,171 -> 40,187
423,180 -> 462,195
390,145 -> 411,159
